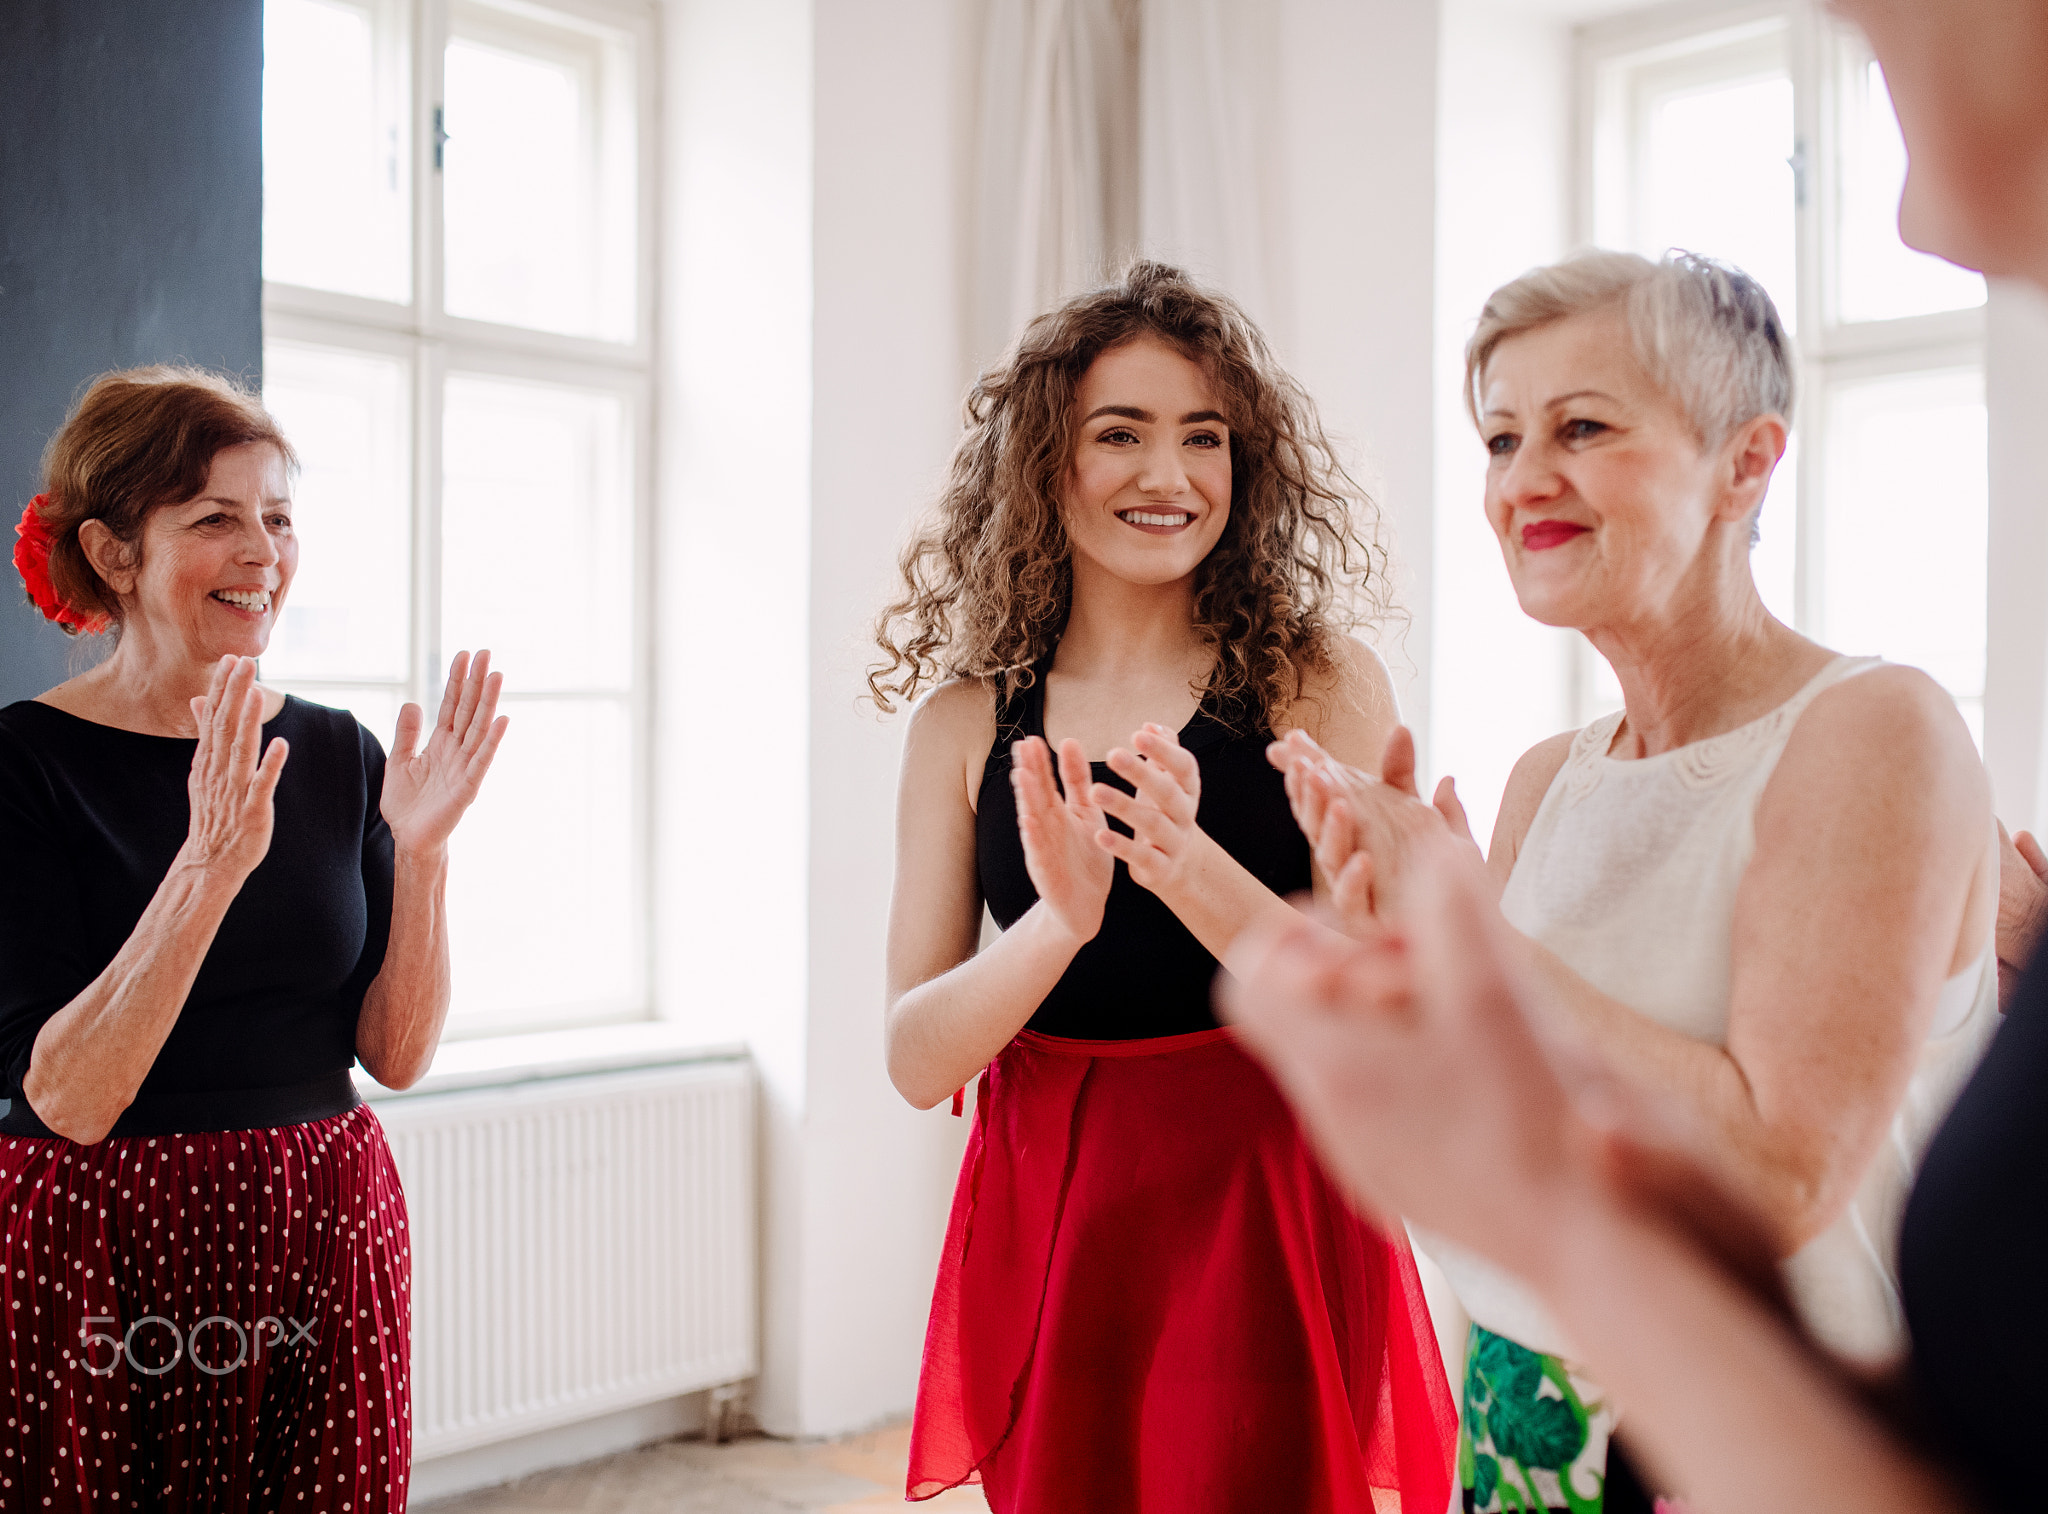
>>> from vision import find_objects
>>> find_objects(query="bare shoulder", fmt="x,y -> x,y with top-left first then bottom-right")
1785,662 -> 1981,780
1771,662 -> 1986,818
1491,729 -> 1580,868
902,677 -> 999,811
1279,634 -> 1398,764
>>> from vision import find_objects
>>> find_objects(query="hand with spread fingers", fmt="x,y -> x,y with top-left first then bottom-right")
181,655 -> 291,883
1010,733 -> 1116,946
1089,722 -> 1210,897
1267,724 -> 1482,932
379,649 -> 510,857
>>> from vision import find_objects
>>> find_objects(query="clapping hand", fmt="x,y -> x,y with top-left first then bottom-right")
1996,820 -> 2048,1008
380,650 -> 509,856
1011,735 -> 1115,946
181,655 -> 290,882
1268,725 -> 1480,934
1220,833 -> 1587,1257
1223,832 -> 1797,1321
1088,723 -> 1208,897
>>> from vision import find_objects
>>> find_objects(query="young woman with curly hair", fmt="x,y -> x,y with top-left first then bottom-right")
875,262 -> 1456,1513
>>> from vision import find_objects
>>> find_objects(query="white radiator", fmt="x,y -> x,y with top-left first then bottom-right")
371,1057 -> 757,1460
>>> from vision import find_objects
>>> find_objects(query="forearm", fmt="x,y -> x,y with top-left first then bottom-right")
886,902 -> 1085,1109
1148,831 -> 1305,964
24,857 -> 241,1142
1525,941 -> 1826,1246
355,845 -> 451,1090
1542,1199 -> 1968,1514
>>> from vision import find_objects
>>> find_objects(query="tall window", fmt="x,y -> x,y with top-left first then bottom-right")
261,0 -> 655,1036
1579,4 -> 1988,740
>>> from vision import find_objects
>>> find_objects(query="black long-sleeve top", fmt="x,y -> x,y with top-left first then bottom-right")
0,696 -> 392,1137
1900,945 -> 2048,1511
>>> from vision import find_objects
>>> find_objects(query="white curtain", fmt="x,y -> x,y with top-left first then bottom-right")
972,0 -> 1283,366
972,0 -> 1141,363
1136,0 -> 1283,337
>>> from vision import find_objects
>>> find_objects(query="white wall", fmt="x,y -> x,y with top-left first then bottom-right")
801,0 -> 981,1437
661,0 -> 982,1439
1430,0 -> 1579,843
1982,279 -> 2048,835
1277,0 -> 1444,751
655,0 -> 817,1432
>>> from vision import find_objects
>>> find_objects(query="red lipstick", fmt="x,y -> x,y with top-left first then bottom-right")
1521,519 -> 1589,552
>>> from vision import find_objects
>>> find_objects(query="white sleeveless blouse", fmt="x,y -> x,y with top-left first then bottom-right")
1425,656 -> 1998,1365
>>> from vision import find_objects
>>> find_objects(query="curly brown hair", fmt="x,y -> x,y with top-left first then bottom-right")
869,261 -> 1389,732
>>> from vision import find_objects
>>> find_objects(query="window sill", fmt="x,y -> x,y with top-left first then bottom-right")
355,1021 -> 747,1102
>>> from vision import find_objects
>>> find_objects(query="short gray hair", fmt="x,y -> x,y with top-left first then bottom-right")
1463,250 -> 1796,443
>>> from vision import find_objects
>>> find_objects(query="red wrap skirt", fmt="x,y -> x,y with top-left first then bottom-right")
0,1104 -> 412,1511
909,1027 -> 1457,1513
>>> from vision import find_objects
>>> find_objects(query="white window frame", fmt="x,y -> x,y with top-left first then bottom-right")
263,0 -> 660,1037
1571,0 -> 1987,726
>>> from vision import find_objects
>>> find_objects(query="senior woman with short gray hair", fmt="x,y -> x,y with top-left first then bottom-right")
1266,250 -> 1998,1514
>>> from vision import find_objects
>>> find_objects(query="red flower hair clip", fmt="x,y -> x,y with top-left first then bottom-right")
13,495 -> 109,634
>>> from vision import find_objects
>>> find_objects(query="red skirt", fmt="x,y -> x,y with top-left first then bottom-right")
909,1028 -> 1457,1513
0,1104 -> 412,1511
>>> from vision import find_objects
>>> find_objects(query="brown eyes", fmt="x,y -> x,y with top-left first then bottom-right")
1094,429 -> 1224,448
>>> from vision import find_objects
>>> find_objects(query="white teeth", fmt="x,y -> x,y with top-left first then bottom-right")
212,589 -> 272,611
1120,510 -> 1191,527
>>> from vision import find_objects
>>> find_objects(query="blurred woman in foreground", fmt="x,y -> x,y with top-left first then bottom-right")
1224,4 -> 2048,1509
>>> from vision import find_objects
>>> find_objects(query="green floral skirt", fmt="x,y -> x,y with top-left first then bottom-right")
1458,1323 -> 1618,1514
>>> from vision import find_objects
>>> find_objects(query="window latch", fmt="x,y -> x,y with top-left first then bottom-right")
433,106 -> 451,171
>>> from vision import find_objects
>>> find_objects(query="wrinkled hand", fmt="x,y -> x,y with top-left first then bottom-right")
1012,735 -> 1114,945
1219,833 -> 1592,1268
1268,725 -> 1480,934
180,655 -> 290,882
381,650 -> 509,855
1088,723 -> 1208,897
1995,820 -> 2048,1008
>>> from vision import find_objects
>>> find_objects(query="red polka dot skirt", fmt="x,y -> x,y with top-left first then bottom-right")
0,1104 -> 412,1511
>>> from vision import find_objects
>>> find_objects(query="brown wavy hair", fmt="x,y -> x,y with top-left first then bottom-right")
869,261 -> 1388,731
31,366 -> 295,634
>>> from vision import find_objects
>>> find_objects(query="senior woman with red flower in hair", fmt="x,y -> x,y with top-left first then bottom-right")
0,366 -> 506,1511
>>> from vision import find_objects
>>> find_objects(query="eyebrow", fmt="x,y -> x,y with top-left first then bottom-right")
1481,389 -> 1621,421
1082,405 -> 1229,426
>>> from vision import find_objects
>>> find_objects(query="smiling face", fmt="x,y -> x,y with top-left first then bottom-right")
1062,337 -> 1233,589
1479,306 -> 1765,634
99,442 -> 298,663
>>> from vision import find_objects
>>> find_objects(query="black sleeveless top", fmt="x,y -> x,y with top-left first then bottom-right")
976,658 -> 1312,1040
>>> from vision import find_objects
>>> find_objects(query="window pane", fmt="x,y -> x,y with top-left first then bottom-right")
1819,368 -> 1986,736
441,374 -> 633,690
263,0 -> 410,301
446,696 -> 638,1030
1836,59 -> 1987,323
262,341 -> 414,682
442,7 -> 637,339
1636,70 -> 1798,329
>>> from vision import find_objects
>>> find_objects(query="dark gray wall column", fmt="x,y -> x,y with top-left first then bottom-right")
0,0 -> 264,703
